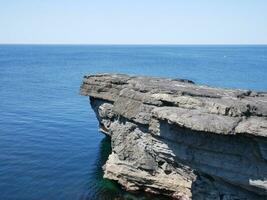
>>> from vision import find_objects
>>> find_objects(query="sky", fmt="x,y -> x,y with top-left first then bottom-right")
0,0 -> 267,44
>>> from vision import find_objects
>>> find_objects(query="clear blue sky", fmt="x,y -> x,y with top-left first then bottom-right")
0,0 -> 267,44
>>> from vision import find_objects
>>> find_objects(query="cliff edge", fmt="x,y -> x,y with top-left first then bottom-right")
80,73 -> 267,200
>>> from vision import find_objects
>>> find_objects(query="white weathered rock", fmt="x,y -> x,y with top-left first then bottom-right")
81,73 -> 267,199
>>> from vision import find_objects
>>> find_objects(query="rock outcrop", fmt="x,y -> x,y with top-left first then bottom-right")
80,73 -> 267,200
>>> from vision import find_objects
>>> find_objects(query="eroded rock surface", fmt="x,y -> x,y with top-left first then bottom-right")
80,73 -> 267,200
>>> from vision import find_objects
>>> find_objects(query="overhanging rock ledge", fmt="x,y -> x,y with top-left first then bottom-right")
80,73 -> 267,200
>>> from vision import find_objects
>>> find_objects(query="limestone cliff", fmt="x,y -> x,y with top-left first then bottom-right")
80,73 -> 267,200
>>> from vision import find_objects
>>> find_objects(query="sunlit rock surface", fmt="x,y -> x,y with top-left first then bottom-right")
80,73 -> 267,200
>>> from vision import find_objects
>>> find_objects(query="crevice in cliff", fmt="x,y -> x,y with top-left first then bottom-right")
172,78 -> 195,84
117,115 -> 150,134
89,96 -> 114,105
180,91 -> 222,99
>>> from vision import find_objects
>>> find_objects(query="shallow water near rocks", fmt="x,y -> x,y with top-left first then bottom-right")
0,45 -> 266,200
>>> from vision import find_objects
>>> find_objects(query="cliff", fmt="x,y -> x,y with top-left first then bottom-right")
80,73 -> 267,200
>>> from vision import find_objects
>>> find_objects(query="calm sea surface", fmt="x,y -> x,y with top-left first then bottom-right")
0,45 -> 266,200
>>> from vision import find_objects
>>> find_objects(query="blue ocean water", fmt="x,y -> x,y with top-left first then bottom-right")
0,45 -> 266,200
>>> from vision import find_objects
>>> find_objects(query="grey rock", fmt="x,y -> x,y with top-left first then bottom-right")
80,73 -> 267,199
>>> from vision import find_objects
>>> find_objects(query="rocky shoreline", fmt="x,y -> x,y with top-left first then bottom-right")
80,73 -> 267,200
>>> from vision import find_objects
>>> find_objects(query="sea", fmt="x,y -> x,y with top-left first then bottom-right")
0,45 -> 266,200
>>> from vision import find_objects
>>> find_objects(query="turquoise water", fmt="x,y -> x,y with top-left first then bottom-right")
0,45 -> 266,200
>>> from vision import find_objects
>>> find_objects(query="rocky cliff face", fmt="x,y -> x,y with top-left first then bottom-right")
80,73 -> 267,200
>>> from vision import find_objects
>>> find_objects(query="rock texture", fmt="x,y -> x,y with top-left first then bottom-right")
80,73 -> 267,200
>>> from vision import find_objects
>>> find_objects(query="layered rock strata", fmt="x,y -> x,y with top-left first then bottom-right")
80,73 -> 267,200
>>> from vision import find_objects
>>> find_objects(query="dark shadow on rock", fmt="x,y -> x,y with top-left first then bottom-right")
156,120 -> 266,200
